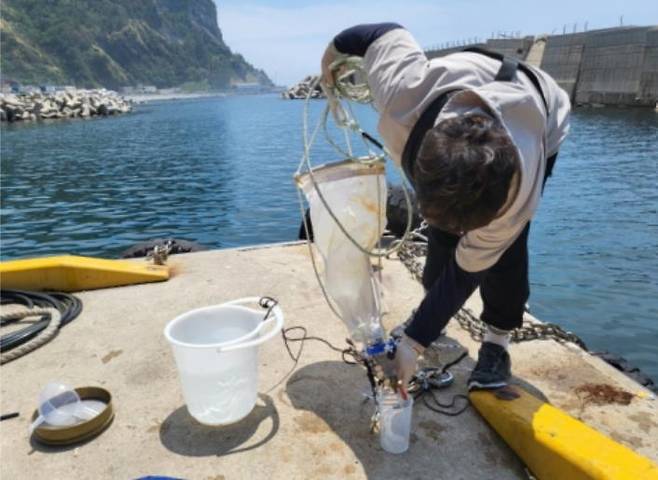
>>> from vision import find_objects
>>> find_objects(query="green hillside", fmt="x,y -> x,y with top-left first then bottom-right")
0,0 -> 272,89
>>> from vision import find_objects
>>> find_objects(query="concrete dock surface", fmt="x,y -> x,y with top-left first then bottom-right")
1,243 -> 656,479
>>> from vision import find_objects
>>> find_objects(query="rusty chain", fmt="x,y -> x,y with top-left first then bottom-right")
394,240 -> 588,350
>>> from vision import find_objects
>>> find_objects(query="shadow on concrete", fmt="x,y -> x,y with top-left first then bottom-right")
159,393 -> 279,457
511,377 -> 549,402
28,416 -> 115,454
285,343 -> 546,478
285,359 -> 526,479
286,361 -> 399,478
425,335 -> 550,403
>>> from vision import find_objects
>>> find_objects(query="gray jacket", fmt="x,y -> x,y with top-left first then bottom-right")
362,29 -> 571,272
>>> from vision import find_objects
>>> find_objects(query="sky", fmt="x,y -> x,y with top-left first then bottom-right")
215,0 -> 658,86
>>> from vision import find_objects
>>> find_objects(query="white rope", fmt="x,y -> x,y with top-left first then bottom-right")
330,56 -> 374,104
0,307 -> 61,364
294,57 -> 417,328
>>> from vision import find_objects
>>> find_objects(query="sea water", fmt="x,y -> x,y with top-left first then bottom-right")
2,95 -> 656,381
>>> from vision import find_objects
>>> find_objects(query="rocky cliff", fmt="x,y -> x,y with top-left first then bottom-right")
0,0 -> 272,89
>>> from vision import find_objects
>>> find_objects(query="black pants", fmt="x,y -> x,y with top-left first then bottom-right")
421,153 -> 557,331
421,223 -> 530,331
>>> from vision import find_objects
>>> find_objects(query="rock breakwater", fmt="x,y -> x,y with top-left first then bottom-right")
0,89 -> 132,122
281,76 -> 325,100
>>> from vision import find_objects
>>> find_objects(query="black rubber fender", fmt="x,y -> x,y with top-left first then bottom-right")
386,184 -> 422,238
120,238 -> 207,259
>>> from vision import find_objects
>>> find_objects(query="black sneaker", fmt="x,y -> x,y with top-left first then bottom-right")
468,342 -> 511,390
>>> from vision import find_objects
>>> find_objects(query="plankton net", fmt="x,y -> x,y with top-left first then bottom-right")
296,160 -> 387,344
294,58 -> 413,348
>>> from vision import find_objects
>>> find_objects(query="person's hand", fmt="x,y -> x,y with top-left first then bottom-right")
320,42 -> 339,89
393,334 -> 425,393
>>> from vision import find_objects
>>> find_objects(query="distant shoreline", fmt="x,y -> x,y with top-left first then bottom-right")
124,92 -> 227,103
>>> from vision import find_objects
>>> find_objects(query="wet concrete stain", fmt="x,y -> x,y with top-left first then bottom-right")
307,443 -> 336,477
343,464 -> 356,475
418,419 -> 445,442
328,441 -> 342,451
628,412 -> 658,434
294,411 -> 330,434
101,349 -> 123,364
280,449 -> 292,464
126,360 -> 167,386
313,465 -> 334,477
575,383 -> 633,406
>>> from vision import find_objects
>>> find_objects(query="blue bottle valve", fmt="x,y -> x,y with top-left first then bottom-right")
364,337 -> 398,360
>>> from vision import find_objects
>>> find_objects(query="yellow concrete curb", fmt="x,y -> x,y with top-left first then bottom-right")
0,255 -> 169,292
470,387 -> 658,480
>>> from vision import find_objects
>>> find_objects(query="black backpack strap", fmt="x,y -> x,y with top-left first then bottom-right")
401,89 -> 460,184
465,46 -> 556,185
542,152 -> 558,192
463,46 -> 549,117
495,56 -> 520,81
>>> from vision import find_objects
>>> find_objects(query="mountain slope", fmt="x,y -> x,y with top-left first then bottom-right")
0,0 -> 272,89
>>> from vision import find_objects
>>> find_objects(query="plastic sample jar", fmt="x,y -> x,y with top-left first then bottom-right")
378,390 -> 413,454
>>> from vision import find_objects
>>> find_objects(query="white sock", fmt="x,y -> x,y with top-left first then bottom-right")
484,326 -> 510,349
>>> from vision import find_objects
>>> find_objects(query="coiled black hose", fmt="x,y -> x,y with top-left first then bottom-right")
0,290 -> 83,352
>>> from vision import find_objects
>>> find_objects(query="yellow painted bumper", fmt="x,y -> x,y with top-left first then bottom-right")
470,387 -> 658,480
0,255 -> 169,292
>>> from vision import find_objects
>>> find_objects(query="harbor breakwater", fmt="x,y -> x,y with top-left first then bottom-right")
0,89 -> 131,122
282,75 -> 324,100
427,25 -> 658,107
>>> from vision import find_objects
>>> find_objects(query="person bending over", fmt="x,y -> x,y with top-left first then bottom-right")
321,23 -> 571,390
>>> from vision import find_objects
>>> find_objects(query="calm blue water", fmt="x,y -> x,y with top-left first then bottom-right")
1,95 -> 657,381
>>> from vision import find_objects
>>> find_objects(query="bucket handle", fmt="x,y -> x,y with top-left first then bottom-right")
216,297 -> 279,346
217,297 -> 284,353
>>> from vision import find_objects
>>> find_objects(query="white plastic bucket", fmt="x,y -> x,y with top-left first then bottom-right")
164,297 -> 283,426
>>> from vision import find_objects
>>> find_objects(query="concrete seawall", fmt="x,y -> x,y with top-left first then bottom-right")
426,25 -> 658,107
539,32 -> 588,99
573,27 -> 658,106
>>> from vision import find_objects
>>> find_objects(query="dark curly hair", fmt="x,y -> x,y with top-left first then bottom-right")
413,113 -> 520,234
